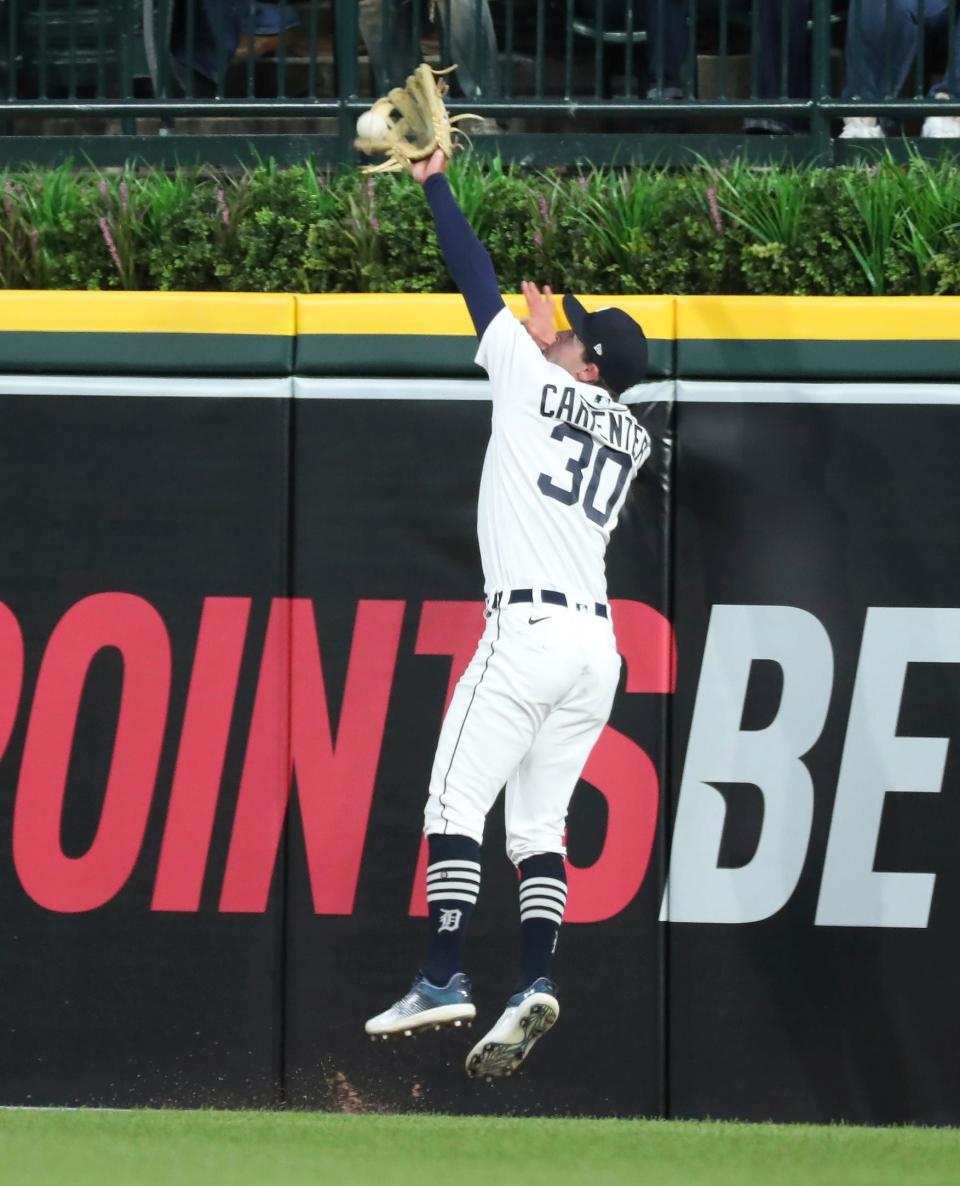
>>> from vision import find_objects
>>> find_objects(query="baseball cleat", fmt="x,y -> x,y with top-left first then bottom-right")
465,977 -> 559,1079
365,971 -> 476,1037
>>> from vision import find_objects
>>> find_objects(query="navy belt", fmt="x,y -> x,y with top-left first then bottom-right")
490,589 -> 608,619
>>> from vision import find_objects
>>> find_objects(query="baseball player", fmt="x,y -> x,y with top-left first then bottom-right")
365,148 -> 651,1080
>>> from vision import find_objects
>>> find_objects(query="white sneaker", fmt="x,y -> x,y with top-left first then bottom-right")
464,977 -> 559,1080
365,972 -> 476,1039
922,115 -> 960,138
921,93 -> 960,138
840,117 -> 884,139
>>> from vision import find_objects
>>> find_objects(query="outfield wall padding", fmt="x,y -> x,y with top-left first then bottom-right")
0,294 -> 958,1123
0,292 -> 296,374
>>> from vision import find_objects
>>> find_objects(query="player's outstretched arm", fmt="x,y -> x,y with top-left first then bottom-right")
412,148 -> 505,339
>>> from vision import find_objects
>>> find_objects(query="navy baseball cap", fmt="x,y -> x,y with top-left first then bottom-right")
562,293 -> 648,395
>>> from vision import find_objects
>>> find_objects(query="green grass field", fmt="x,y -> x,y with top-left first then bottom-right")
2,1110 -> 960,1186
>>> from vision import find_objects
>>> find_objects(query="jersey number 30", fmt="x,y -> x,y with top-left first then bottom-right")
537,423 -> 631,527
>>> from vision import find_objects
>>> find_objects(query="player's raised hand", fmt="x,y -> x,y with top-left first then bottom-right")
520,280 -> 558,350
411,148 -> 449,185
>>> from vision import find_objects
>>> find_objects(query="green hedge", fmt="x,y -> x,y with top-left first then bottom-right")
3,150 -> 960,296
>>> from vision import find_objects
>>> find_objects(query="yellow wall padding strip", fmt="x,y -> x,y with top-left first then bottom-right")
1,292 -> 957,342
676,296 -> 960,341
296,293 -> 677,339
0,292 -> 296,335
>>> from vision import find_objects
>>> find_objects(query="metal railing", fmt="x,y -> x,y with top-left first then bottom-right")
0,0 -> 958,164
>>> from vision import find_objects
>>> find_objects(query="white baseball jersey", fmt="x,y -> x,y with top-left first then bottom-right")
423,305 -> 652,860
474,306 -> 651,604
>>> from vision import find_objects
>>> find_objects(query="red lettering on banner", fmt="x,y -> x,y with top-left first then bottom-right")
407,598 -> 675,921
219,599 -> 405,914
0,602 -> 24,762
415,602 -> 486,711
567,731 -> 660,922
13,594 -> 171,913
408,601 -> 486,916
610,599 -> 677,696
152,598 -> 252,912
565,600 -> 675,921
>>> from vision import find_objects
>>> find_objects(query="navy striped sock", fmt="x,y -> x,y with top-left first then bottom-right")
517,853 -> 568,989
422,834 -> 481,986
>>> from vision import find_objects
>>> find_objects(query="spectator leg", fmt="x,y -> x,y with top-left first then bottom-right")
358,0 -> 417,92
443,1 -> 500,99
754,0 -> 811,100
171,0 -> 242,89
842,0 -> 919,102
640,0 -> 688,97
922,1 -> 960,96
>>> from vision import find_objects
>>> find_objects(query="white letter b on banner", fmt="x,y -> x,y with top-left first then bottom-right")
661,604 -> 833,924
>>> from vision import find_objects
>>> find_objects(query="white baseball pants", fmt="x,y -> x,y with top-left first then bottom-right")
423,599 -> 621,865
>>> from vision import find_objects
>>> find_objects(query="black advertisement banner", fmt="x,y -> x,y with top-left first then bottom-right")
667,384 -> 960,1126
3,376 -> 960,1125
283,393 -> 672,1117
0,391 -> 290,1107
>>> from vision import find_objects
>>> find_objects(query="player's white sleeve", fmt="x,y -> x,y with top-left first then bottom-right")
474,306 -> 548,411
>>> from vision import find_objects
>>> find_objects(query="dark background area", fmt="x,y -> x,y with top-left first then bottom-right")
3,385 -> 960,1124
0,394 -> 291,1107
284,396 -> 672,1115
0,389 -> 669,1116
668,402 -> 960,1125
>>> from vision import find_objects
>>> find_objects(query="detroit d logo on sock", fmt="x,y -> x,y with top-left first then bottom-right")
438,908 -> 463,933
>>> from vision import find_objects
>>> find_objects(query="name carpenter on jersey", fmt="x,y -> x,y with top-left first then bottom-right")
540,383 -> 651,467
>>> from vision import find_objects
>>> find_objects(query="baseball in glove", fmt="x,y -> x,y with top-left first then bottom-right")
354,63 -> 480,175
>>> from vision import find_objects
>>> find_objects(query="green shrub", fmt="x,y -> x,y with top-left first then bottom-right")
0,151 -> 958,295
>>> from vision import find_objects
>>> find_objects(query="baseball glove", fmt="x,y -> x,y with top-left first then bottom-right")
354,63 -> 479,175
